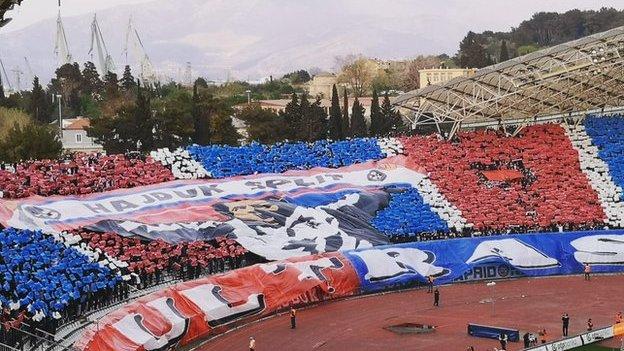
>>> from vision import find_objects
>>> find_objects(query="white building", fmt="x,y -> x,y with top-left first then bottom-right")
61,117 -> 104,153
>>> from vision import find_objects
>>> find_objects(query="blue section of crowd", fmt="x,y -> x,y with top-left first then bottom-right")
0,229 -> 119,318
585,115 -> 624,189
187,138 -> 384,178
371,186 -> 449,237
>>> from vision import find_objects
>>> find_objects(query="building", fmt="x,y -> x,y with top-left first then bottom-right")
61,117 -> 104,153
306,73 -> 337,99
418,68 -> 477,89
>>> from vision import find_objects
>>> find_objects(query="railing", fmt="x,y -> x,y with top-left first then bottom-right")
18,256 -> 254,351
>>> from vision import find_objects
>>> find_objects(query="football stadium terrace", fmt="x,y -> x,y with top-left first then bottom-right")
0,23 -> 623,351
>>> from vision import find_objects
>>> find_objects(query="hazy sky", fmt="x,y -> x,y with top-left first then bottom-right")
6,0 -> 624,33
6,0 -> 154,31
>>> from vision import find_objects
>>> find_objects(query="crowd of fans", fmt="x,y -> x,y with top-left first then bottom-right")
402,124 -> 607,234
75,230 -> 249,289
0,153 -> 174,199
584,115 -> 624,191
0,228 -> 121,347
187,138 -> 388,178
371,186 -> 450,240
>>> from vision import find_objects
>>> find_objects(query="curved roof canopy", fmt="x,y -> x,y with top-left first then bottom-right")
394,26 -> 624,131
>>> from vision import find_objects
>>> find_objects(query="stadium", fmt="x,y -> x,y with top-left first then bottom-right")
0,1 -> 624,351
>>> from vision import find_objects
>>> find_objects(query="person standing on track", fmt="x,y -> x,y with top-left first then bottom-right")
427,275 -> 434,293
433,288 -> 440,307
587,318 -> 593,331
498,333 -> 508,350
249,337 -> 256,351
562,313 -> 570,337
616,312 -> 622,324
584,263 -> 591,281
539,328 -> 548,344
290,306 -> 297,329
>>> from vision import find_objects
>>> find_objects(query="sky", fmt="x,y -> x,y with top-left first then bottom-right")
7,0 -> 624,33
5,0 -> 154,31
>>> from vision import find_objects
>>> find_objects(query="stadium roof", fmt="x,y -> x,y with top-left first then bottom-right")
0,0 -> 23,27
394,26 -> 624,136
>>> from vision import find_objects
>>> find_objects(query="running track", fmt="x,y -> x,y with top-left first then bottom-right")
194,275 -> 624,351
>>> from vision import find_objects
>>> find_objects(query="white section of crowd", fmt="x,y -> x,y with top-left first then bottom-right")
564,125 -> 624,227
412,176 -> 469,232
150,148 -> 210,179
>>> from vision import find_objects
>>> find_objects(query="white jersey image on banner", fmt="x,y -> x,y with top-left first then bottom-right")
571,235 -> 624,265
352,247 -> 447,282
466,239 -> 560,269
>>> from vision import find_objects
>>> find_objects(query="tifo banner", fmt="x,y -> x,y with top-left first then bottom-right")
75,230 -> 624,351
74,252 -> 360,351
344,230 -> 624,293
0,158 -> 430,260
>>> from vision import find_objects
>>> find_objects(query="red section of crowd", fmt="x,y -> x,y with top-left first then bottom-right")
75,230 -> 249,285
403,124 -> 606,232
0,153 -> 174,199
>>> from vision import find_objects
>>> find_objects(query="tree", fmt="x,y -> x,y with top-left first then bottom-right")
121,65 -> 136,92
499,40 -> 510,62
51,63 -> 83,116
0,107 -> 31,141
282,70 -> 311,84
133,81 -> 154,151
210,113 -> 240,146
281,92 -> 302,140
192,82 -> 210,145
82,61 -> 103,98
402,55 -> 443,90
302,96 -> 327,142
369,89 -> 382,136
29,77 -> 51,124
349,97 -> 367,137
87,104 -> 137,154
341,87 -> 350,138
328,84 -> 343,140
103,71 -> 120,99
457,31 -> 489,68
337,57 -> 379,97
380,92 -> 404,135
191,83 -> 231,145
0,123 -> 62,163
237,104 -> 284,144
0,74 -> 6,107
152,88 -> 194,149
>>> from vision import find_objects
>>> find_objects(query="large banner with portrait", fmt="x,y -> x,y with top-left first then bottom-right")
0,158 -> 436,260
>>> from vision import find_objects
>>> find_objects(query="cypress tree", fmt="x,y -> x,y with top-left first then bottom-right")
499,40 -> 510,62
328,84 -> 343,140
282,92 -> 301,140
341,87 -> 350,138
121,65 -> 136,91
380,92 -> 394,135
192,81 -> 211,145
369,88 -> 382,136
134,80 -> 154,151
0,74 -> 5,107
30,77 -> 50,124
82,62 -> 103,97
350,97 -> 367,138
